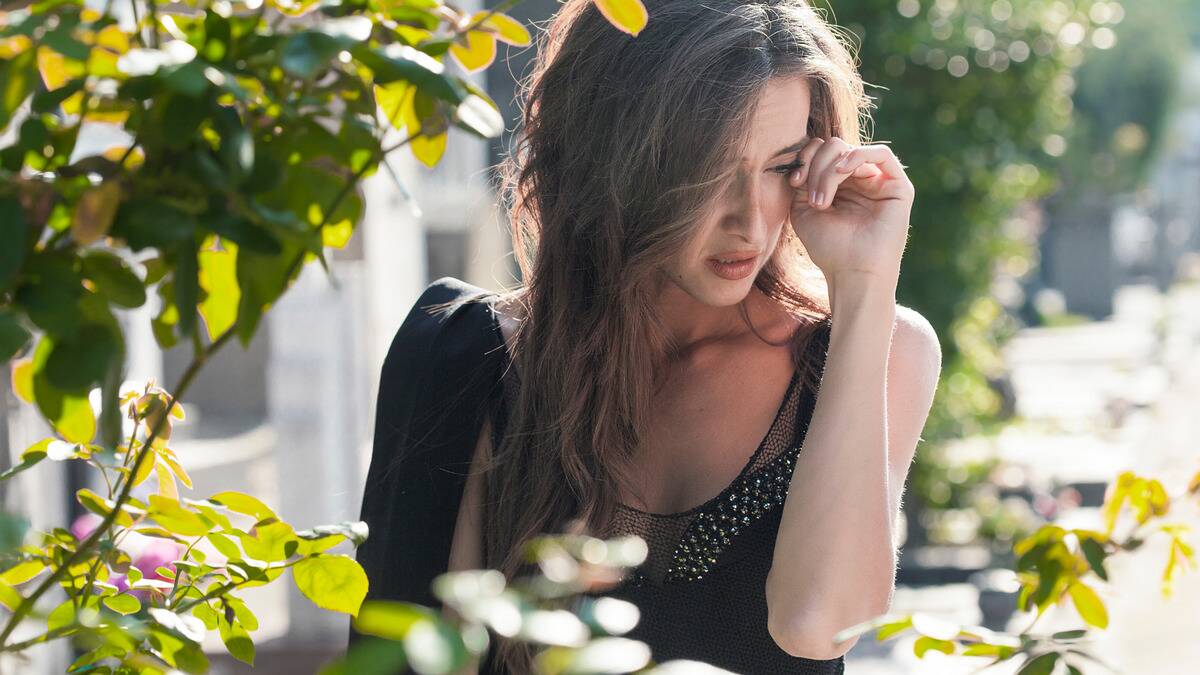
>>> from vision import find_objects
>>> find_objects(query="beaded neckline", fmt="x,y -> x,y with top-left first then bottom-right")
614,368 -> 802,520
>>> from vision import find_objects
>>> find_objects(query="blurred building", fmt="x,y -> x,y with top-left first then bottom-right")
1037,48 -> 1200,320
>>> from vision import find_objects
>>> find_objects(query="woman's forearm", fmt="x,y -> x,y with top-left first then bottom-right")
766,274 -> 899,659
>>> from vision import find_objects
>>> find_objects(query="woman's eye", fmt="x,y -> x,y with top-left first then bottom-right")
771,161 -> 804,176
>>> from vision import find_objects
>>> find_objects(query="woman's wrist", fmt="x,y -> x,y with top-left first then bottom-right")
827,269 -> 898,319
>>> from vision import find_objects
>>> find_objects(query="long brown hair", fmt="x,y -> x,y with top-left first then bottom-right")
472,1 -> 871,669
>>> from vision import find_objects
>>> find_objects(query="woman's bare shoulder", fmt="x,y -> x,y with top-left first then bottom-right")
491,294 -> 525,353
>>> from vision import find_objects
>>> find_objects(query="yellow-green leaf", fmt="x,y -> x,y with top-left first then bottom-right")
293,554 -> 368,616
875,617 -> 913,641
912,635 -> 956,658
209,491 -> 275,520
160,451 -> 193,489
594,0 -> 648,36
0,582 -> 23,611
198,245 -> 240,340
71,181 -> 121,246
155,462 -> 178,500
132,451 -> 156,487
77,488 -> 133,527
11,358 -> 33,403
148,495 -> 210,536
103,593 -> 141,615
240,520 -> 298,563
475,12 -> 531,46
411,132 -> 447,168
322,219 -> 353,249
448,30 -> 496,73
0,560 -> 46,585
1067,581 -> 1108,629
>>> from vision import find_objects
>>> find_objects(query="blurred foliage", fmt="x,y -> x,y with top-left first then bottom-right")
837,465 -> 1200,673
333,532 -> 741,675
1055,1 -> 1189,201
807,0 -> 1194,547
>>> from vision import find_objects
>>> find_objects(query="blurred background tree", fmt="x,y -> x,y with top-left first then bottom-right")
802,0 -> 1193,550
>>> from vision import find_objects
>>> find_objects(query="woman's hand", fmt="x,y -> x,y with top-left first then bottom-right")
787,136 -> 914,292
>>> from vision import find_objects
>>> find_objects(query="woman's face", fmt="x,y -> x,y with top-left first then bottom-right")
664,76 -> 813,307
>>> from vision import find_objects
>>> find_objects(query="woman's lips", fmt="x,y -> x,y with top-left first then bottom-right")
706,255 -> 758,280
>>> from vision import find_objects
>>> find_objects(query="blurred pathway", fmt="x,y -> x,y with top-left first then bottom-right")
845,283 -> 1200,674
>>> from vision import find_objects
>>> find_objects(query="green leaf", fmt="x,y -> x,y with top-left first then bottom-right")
15,255 -> 83,338
1079,537 -> 1108,581
1017,652 -> 1060,675
0,49 -> 38,131
281,31 -> 350,79
44,323 -> 122,393
174,236 -> 200,337
47,598 -> 75,630
1067,581 -> 1108,629
352,601 -> 433,641
318,636 -> 407,675
80,251 -> 145,308
351,43 -> 465,104
103,593 -> 142,615
0,196 -> 27,291
594,0 -> 649,36
219,614 -> 255,665
226,595 -> 259,630
110,198 -> 197,251
0,309 -> 31,361
233,239 -> 304,346
293,554 -> 368,616
0,439 -> 46,480
203,213 -> 281,255
31,338 -> 96,443
350,601 -> 469,674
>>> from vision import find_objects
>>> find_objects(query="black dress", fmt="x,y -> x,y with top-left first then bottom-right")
352,277 -> 844,675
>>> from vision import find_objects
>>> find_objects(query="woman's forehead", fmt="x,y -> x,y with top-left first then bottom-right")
733,77 -> 813,162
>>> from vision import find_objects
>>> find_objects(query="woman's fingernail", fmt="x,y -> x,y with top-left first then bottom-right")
809,190 -> 816,203
816,192 -> 825,206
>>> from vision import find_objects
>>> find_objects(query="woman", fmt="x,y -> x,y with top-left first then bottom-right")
353,0 -> 941,672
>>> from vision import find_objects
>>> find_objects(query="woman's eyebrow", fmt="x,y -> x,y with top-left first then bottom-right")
769,137 -> 810,159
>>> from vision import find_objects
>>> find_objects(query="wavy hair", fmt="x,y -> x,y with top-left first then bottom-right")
469,1 -> 872,670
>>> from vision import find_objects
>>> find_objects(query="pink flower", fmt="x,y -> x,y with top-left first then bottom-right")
71,513 -> 104,541
134,540 -> 183,579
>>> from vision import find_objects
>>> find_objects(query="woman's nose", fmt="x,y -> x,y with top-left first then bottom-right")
721,170 -> 769,238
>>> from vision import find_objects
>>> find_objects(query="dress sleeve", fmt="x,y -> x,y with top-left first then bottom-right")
348,276 -> 505,653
